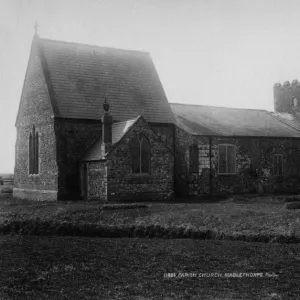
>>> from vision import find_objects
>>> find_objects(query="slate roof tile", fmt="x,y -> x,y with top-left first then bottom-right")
39,38 -> 175,123
171,103 -> 300,137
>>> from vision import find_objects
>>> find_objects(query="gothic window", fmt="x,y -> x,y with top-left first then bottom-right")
130,136 -> 151,174
218,144 -> 236,174
141,137 -> 150,173
29,132 -> 33,174
28,126 -> 39,175
189,144 -> 199,173
273,154 -> 283,176
130,137 -> 140,173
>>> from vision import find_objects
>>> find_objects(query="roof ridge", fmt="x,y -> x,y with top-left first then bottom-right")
40,37 -> 150,56
170,102 -> 269,112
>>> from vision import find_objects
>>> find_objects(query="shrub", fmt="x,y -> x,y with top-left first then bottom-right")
284,201 -> 300,210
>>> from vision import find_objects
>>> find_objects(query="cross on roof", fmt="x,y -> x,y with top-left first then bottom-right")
34,21 -> 38,35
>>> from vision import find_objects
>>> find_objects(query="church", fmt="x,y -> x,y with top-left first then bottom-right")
13,31 -> 300,201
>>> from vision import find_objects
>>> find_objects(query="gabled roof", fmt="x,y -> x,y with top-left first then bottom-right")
171,103 -> 300,137
112,118 -> 138,144
36,37 -> 174,123
81,116 -> 139,161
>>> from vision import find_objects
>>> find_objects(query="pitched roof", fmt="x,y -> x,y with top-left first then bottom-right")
271,112 -> 300,131
171,103 -> 300,137
38,37 -> 174,123
112,118 -> 138,144
81,116 -> 139,161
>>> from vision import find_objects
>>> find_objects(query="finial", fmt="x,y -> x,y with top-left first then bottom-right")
103,98 -> 110,114
34,21 -> 39,35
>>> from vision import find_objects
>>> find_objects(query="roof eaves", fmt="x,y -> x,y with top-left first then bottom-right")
170,102 -> 269,112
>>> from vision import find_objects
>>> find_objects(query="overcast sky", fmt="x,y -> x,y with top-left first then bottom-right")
1,0 -> 300,173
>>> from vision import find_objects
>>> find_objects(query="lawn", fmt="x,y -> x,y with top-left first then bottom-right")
0,236 -> 299,299
1,194 -> 300,242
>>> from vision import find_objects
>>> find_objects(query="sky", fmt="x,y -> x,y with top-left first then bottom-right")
1,0 -> 300,173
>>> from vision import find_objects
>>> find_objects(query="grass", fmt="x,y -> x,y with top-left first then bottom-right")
1,194 -> 300,298
0,194 -> 300,243
0,236 -> 299,299
2,194 -> 300,242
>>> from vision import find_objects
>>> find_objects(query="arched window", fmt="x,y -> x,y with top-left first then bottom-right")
130,136 -> 151,174
141,137 -> 150,173
35,132 -> 39,174
29,132 -> 33,174
130,137 -> 140,173
28,126 -> 40,175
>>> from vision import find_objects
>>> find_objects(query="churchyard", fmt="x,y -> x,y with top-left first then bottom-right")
1,193 -> 300,299
1,194 -> 300,242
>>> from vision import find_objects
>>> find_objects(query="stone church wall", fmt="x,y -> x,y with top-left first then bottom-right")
14,45 -> 58,201
54,120 -> 102,200
86,161 -> 107,201
174,126 -> 210,197
175,125 -> 300,197
210,137 -> 300,195
106,118 -> 174,201
54,121 -> 174,200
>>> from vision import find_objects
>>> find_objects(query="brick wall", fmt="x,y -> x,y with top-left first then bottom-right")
14,41 -> 58,201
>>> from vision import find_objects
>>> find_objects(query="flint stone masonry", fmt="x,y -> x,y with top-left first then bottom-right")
14,40 -> 58,201
83,117 -> 174,201
174,126 -> 210,196
15,35 -> 300,202
55,120 -> 102,199
175,125 -> 300,197
85,162 -> 107,201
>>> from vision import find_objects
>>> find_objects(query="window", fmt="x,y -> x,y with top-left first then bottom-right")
218,144 -> 236,174
130,136 -> 150,174
293,98 -> 298,108
189,144 -> 199,173
29,126 -> 39,175
273,154 -> 283,176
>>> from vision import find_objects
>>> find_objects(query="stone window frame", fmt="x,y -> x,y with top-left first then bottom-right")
28,126 -> 41,176
218,144 -> 236,175
130,135 -> 151,175
273,154 -> 283,176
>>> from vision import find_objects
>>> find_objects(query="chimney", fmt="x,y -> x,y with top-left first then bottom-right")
101,98 -> 113,155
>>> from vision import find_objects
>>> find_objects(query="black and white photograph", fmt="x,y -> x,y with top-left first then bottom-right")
0,0 -> 300,299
